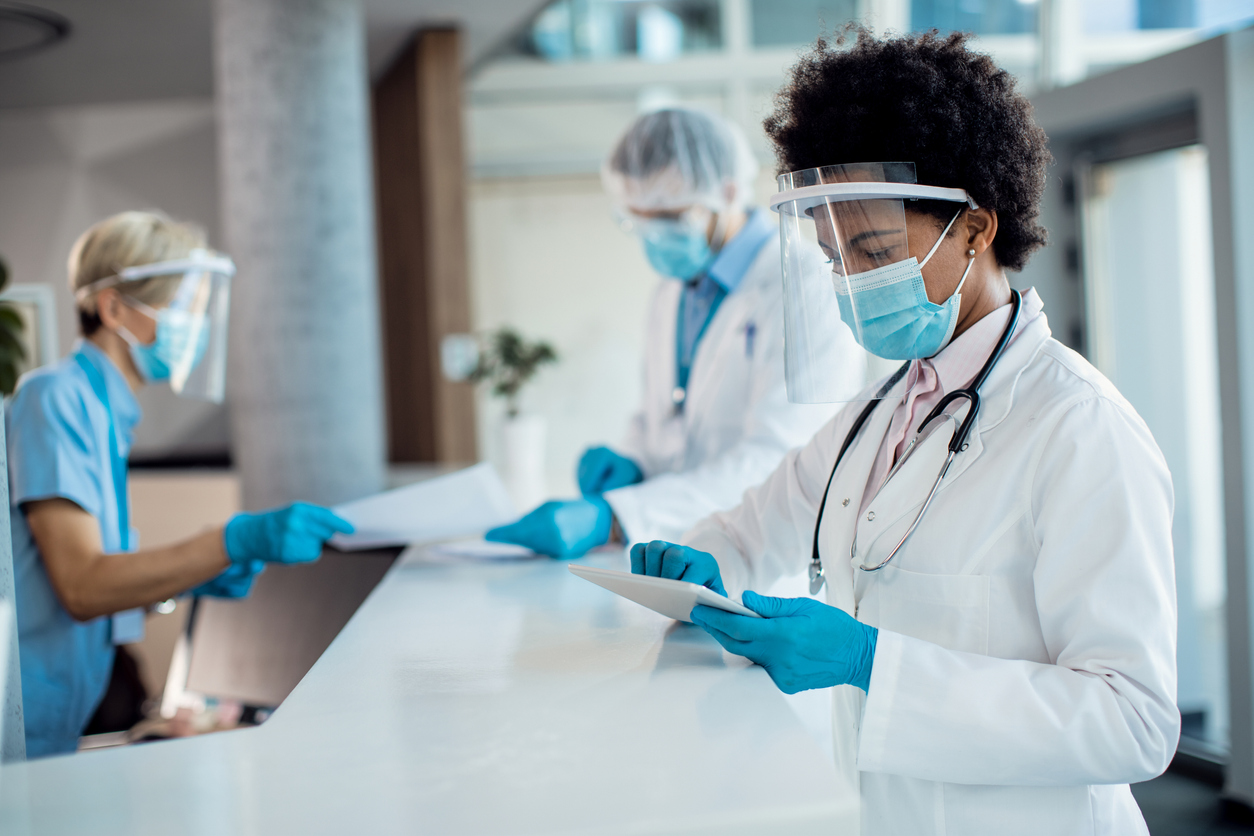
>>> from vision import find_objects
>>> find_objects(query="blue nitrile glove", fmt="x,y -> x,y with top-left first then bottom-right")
577,446 -> 644,496
191,559 -> 266,598
629,540 -> 726,597
223,502 -> 355,565
485,497 -> 613,558
690,591 -> 878,694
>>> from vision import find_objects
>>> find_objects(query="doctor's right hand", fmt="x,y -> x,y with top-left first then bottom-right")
223,502 -> 355,566
630,541 -> 726,597
577,446 -> 643,496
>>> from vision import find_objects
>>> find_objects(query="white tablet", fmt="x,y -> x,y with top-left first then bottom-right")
568,564 -> 761,623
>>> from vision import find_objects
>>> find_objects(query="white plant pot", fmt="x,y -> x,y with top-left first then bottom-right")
501,413 -> 547,512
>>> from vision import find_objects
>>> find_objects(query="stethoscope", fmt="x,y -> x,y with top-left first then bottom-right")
807,289 -> 1022,594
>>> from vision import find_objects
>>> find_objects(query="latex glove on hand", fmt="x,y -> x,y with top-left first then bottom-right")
629,540 -> 726,597
192,559 -> 266,598
691,591 -> 878,695
485,497 -> 612,558
577,446 -> 643,496
224,501 -> 354,565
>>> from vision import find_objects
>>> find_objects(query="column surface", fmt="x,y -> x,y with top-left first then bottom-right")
214,0 -> 385,508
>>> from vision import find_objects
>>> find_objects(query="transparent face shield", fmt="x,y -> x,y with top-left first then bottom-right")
770,162 -> 978,403
75,249 -> 235,403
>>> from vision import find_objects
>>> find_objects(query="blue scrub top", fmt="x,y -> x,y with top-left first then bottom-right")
7,340 -> 141,758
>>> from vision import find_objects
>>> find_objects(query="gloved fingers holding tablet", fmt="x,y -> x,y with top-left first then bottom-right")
629,540 -> 726,597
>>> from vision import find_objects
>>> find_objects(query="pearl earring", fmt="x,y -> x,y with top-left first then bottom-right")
967,248 -> 976,257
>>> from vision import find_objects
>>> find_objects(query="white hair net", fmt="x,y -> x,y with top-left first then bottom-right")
602,108 -> 760,213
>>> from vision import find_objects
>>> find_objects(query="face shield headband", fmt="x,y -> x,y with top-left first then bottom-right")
75,249 -> 236,403
768,164 -> 978,403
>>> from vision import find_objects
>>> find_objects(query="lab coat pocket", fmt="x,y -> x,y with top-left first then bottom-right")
869,564 -> 990,656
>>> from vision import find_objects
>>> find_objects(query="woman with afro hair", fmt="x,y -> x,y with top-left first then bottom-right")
629,27 -> 1178,834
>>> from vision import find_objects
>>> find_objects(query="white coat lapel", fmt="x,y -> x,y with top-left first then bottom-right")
852,414 -> 958,568
651,281 -> 687,468
816,376 -> 907,614
685,291 -> 743,426
845,316 -> 1048,575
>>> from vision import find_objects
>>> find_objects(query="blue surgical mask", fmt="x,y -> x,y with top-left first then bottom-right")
833,209 -> 972,361
640,222 -> 714,281
118,308 -> 209,383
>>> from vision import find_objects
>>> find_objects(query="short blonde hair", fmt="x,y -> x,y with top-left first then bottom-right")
69,210 -> 208,333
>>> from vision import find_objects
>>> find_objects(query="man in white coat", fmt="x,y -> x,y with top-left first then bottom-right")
631,29 -> 1179,835
488,108 -> 864,557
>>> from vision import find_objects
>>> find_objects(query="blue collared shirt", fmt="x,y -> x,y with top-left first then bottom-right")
676,209 -> 774,393
8,340 -> 141,757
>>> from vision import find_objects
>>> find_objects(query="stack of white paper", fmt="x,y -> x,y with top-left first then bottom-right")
330,463 -> 519,551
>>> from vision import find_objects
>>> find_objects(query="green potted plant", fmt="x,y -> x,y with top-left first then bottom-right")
466,327 -> 558,509
0,256 -> 27,396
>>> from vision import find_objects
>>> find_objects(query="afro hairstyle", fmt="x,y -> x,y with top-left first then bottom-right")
764,26 -> 1052,272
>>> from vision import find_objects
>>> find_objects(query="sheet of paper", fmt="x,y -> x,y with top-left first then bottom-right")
330,463 -> 518,550
426,539 -> 540,561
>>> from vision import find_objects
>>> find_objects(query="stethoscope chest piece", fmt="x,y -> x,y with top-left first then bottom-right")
809,560 -> 825,594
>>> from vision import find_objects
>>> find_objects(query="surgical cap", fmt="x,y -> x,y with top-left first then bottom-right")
602,108 -> 760,213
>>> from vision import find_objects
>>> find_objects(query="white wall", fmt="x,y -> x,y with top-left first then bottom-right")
468,174 -> 654,497
0,98 -> 228,459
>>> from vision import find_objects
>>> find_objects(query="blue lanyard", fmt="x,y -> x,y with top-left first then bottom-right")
73,352 -> 130,551
673,278 -> 726,410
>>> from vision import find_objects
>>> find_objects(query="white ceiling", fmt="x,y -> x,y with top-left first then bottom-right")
0,0 -> 544,109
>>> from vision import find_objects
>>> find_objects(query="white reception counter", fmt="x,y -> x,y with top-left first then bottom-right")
0,547 -> 857,835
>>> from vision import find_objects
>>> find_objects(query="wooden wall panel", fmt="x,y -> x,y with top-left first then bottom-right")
372,29 -> 477,463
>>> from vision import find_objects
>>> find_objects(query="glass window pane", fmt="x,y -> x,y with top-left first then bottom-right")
1197,0 -> 1254,29
1139,0 -> 1196,28
749,0 -> 859,47
910,0 -> 1038,35
517,0 -> 722,63
1086,0 -> 1200,32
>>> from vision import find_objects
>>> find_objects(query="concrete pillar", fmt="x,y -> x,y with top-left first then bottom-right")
213,0 -> 386,508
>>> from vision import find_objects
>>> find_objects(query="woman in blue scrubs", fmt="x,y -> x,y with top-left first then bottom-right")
8,211 -> 353,757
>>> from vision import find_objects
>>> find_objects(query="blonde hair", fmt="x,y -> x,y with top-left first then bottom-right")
69,210 -> 208,333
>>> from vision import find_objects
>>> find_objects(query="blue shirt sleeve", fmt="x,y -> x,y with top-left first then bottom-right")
7,370 -> 107,521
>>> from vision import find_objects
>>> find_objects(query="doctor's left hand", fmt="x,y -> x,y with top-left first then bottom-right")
577,446 -> 644,496
192,559 -> 266,598
485,497 -> 613,558
691,592 -> 878,694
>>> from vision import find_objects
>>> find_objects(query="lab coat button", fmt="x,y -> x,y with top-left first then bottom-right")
866,511 -> 875,521
841,498 -> 850,507
671,387 -> 686,404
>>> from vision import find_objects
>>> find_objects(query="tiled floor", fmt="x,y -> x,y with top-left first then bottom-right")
1134,772 -> 1253,835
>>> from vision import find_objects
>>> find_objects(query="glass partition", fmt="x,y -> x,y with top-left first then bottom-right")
1082,144 -> 1228,753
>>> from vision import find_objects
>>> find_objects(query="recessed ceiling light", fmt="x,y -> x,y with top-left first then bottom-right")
0,2 -> 70,62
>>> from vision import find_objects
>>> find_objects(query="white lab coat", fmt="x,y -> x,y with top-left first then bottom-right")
683,302 -> 1179,835
604,234 -> 863,544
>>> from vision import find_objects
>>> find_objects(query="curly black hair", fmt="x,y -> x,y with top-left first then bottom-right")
764,27 -> 1051,271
